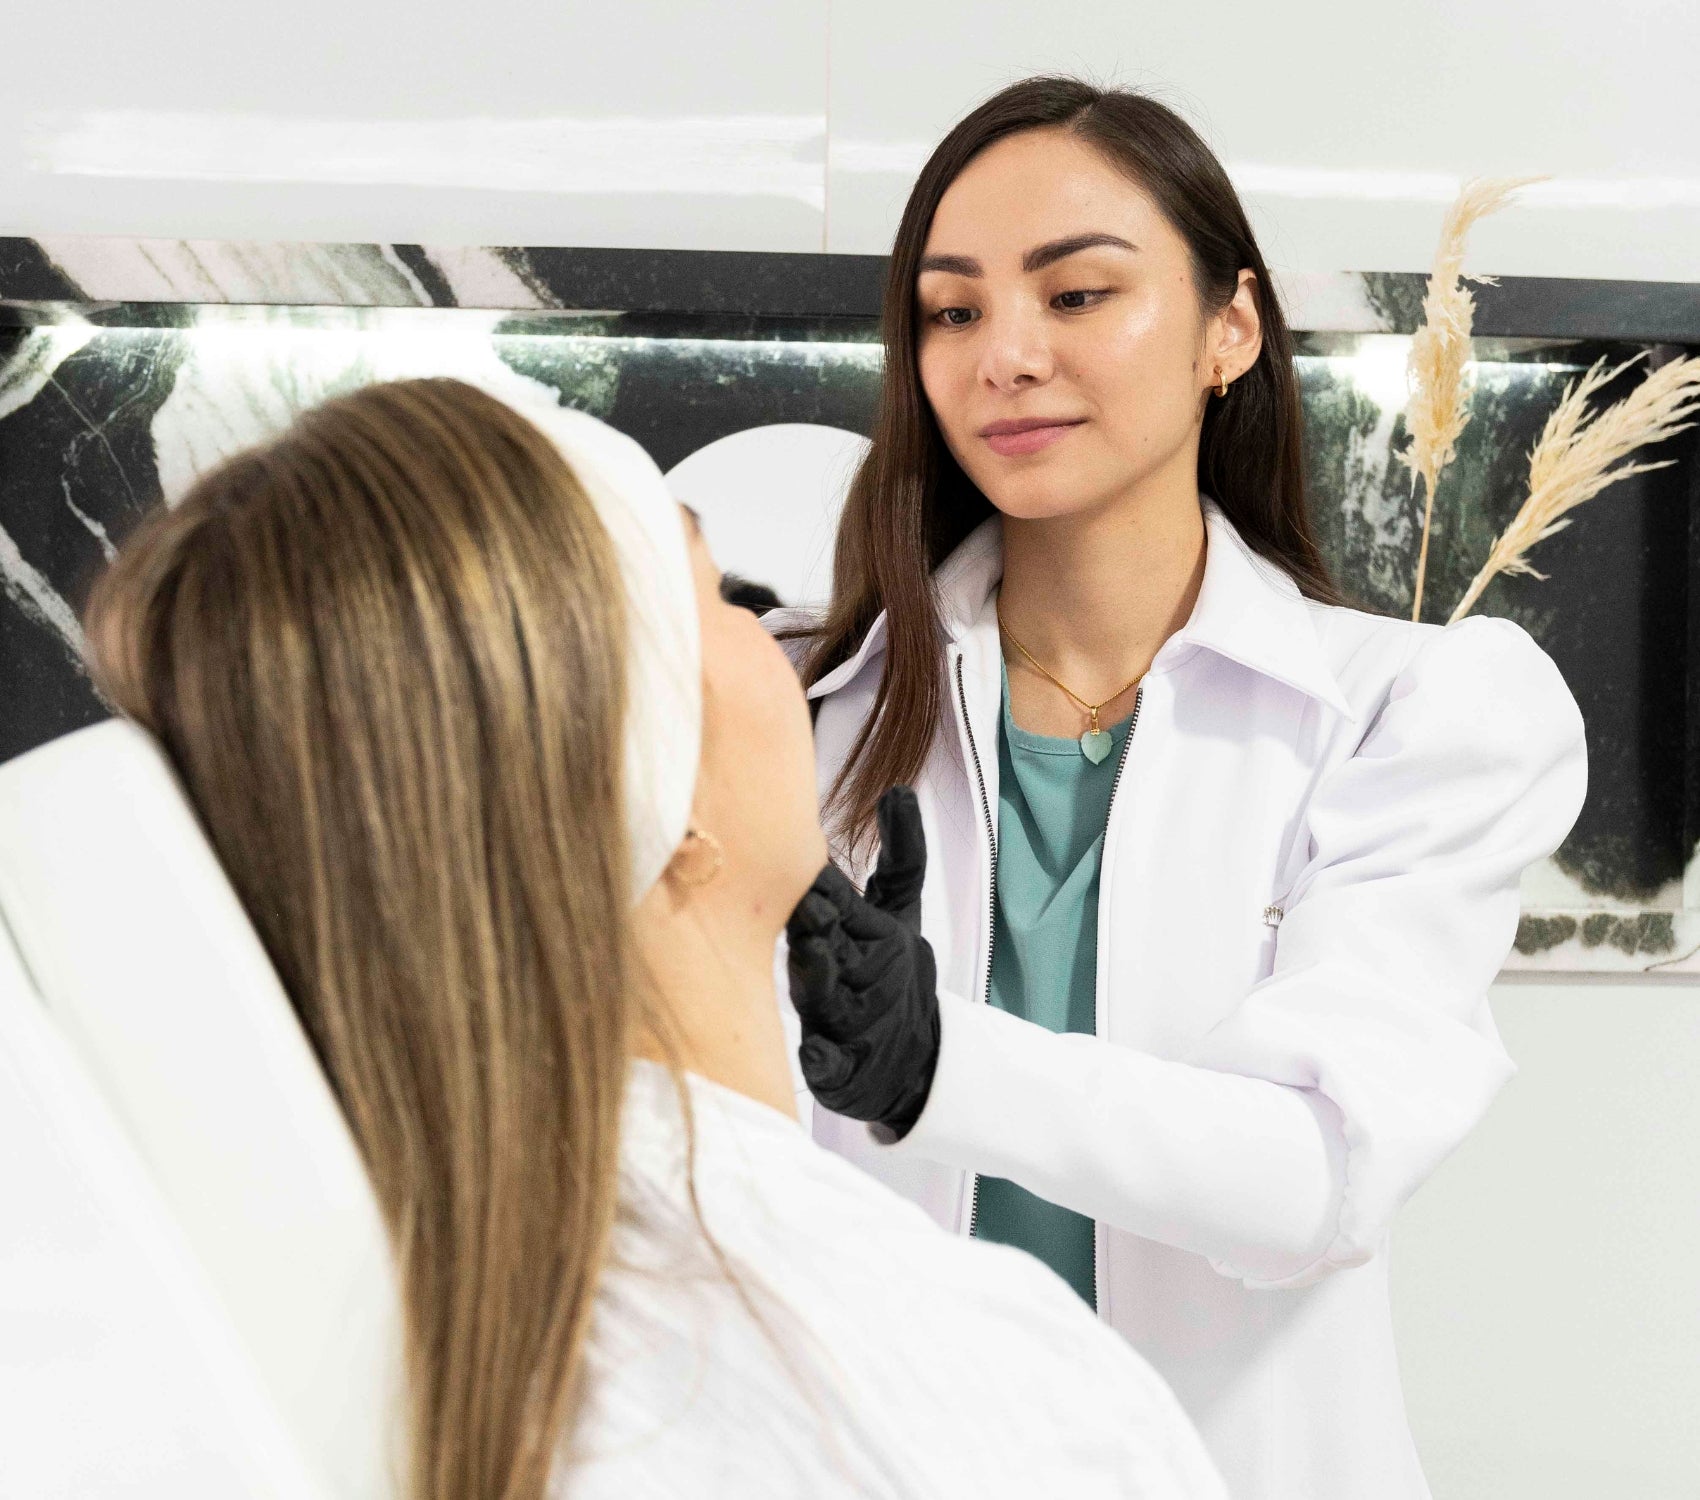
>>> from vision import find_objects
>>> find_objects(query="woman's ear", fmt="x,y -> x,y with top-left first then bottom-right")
1214,268 -> 1263,382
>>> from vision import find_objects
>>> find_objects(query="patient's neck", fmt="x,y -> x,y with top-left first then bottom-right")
630,880 -> 798,1122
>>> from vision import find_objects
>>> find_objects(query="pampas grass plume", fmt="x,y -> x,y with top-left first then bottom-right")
1401,175 -> 1545,622
1448,351 -> 1700,622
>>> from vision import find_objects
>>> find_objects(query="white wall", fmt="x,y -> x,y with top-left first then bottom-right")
5,1 -> 1699,280
5,4 -> 1698,1496
1394,976 -> 1700,1499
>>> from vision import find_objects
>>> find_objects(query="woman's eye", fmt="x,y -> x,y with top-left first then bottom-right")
1055,289 -> 1109,311
932,306 -> 976,327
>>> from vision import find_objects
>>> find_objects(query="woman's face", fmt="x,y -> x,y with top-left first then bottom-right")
915,126 -> 1260,522
677,508 -> 827,918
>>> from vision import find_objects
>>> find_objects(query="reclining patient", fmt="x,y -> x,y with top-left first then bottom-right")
81,376 -> 1224,1500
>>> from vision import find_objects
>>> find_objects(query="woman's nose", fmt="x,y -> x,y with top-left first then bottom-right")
975,302 -> 1055,391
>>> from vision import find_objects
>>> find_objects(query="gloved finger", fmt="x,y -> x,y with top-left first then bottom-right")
785,858 -> 892,950
785,932 -> 840,1012
785,885 -> 843,944
791,934 -> 887,1041
863,786 -> 927,927
799,1034 -> 859,1093
829,924 -> 912,996
793,944 -> 886,1043
833,922 -> 937,1028
831,882 -> 903,947
808,997 -> 936,1124
809,861 -> 862,916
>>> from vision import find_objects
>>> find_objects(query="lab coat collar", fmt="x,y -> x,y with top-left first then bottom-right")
794,610 -> 886,702
806,495 -> 1356,723
1170,497 -> 1358,722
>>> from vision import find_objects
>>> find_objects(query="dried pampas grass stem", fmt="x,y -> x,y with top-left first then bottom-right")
1401,175 -> 1545,622
1448,351 -> 1700,623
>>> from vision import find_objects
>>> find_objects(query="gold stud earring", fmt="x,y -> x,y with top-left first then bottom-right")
1214,366 -> 1229,398
671,827 -> 724,888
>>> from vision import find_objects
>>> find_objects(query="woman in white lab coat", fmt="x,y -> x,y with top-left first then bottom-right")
768,77 -> 1588,1500
81,377 -> 1223,1500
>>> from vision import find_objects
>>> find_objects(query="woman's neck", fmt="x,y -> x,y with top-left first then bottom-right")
997,469 -> 1208,699
630,886 -> 798,1121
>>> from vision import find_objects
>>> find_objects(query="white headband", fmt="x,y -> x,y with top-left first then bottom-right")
509,397 -> 703,906
163,374 -> 702,908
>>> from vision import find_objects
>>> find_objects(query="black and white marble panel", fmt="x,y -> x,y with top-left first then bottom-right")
7,235 -> 1697,339
2,235 -> 1697,973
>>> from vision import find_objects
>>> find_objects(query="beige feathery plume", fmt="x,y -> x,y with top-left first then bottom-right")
1400,175 -> 1545,622
1448,351 -> 1700,623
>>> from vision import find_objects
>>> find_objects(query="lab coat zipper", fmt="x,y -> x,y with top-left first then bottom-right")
953,645 -> 1142,1320
953,651 -> 996,1244
1091,684 -> 1140,1317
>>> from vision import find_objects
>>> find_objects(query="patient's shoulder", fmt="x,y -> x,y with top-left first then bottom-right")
602,1079 -> 1225,1496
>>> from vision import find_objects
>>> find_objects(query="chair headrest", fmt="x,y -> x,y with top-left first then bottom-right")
0,719 -> 399,1500
0,916 -> 326,1499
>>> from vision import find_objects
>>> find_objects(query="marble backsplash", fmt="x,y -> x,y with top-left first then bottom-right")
2,235 -> 1696,973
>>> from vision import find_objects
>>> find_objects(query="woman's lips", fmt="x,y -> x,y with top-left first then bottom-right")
982,421 -> 1084,457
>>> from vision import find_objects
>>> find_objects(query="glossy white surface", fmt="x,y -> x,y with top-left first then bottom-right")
3,1 -> 1696,277
0,926 -> 323,1500
666,423 -> 868,607
825,0 -> 1700,279
0,0 -> 827,249
0,722 -> 400,1500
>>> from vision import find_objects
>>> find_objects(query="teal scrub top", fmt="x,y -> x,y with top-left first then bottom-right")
970,653 -> 1136,1308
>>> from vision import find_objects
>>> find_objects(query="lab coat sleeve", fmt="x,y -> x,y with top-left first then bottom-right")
877,615 -> 1589,1290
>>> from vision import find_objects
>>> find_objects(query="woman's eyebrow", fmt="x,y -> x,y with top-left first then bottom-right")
677,502 -> 705,538
917,232 -> 1138,279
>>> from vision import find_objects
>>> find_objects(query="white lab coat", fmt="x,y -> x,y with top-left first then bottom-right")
560,1058 -> 1227,1499
764,495 -> 1588,1500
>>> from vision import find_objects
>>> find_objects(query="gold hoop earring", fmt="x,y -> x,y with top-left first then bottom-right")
671,827 -> 724,888
1213,366 -> 1229,398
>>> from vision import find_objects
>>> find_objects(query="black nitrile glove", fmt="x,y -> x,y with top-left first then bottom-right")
785,786 -> 941,1142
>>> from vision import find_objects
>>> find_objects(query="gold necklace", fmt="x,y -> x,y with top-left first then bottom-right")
997,605 -> 1142,765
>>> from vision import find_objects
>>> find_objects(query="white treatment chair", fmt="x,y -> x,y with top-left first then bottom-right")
0,919 -> 324,1499
0,720 -> 400,1500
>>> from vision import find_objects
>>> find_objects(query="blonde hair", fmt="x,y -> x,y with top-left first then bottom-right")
84,377 -> 645,1500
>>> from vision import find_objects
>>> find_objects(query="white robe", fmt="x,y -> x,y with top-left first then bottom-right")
557,1059 -> 1226,1499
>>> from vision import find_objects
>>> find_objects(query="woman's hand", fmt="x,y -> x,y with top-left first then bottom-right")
785,786 -> 941,1141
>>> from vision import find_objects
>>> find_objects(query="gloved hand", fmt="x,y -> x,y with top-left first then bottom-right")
785,785 -> 940,1142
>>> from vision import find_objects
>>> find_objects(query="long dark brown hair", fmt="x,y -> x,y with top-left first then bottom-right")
786,76 -> 1345,861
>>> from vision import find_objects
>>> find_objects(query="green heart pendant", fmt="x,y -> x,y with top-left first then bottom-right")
1080,729 -> 1113,764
